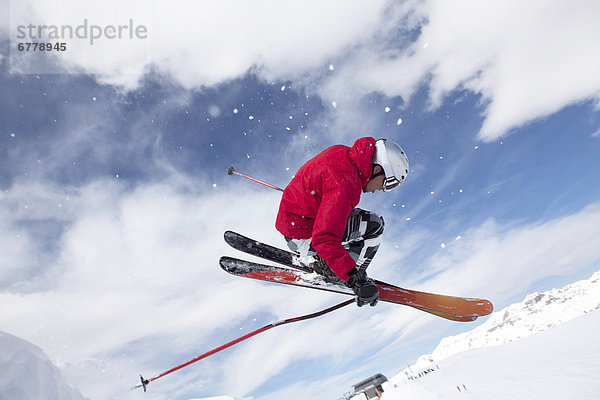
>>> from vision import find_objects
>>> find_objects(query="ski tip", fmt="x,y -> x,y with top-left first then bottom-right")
220,256 -> 245,274
476,299 -> 494,316
219,256 -> 230,271
485,300 -> 494,315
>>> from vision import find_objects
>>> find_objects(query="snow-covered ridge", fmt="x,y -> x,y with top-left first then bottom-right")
410,270 -> 600,371
0,331 -> 87,400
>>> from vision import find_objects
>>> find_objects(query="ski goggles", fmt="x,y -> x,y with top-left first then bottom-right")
369,166 -> 400,192
382,175 -> 400,192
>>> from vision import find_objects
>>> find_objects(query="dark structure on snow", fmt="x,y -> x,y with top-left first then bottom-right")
352,373 -> 388,399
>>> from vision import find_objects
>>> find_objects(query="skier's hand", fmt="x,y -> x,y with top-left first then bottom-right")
347,269 -> 379,307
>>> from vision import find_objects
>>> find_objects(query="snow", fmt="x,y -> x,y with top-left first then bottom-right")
382,309 -> 600,400
381,270 -> 600,400
408,271 -> 600,370
208,105 -> 221,117
0,331 -> 86,400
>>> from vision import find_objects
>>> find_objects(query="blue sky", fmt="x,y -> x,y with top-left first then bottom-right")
1,1 -> 600,399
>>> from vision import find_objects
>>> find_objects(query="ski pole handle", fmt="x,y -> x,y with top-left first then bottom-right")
228,167 -> 285,192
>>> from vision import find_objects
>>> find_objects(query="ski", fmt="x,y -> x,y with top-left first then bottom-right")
224,230 -> 311,272
220,256 -> 492,320
223,231 -> 493,319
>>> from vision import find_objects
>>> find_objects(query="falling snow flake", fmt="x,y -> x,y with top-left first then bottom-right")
208,105 -> 221,117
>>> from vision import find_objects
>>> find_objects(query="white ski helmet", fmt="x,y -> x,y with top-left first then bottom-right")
373,139 -> 409,191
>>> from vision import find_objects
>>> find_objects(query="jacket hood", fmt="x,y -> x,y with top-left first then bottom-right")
348,137 -> 376,189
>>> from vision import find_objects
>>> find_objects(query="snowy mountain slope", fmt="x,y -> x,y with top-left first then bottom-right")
380,270 -> 600,400
409,270 -> 600,371
0,331 -> 87,400
383,307 -> 600,400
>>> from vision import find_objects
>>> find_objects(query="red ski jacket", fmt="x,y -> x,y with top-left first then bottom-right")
275,137 -> 376,282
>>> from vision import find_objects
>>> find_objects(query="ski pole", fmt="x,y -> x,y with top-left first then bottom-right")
132,298 -> 355,392
227,166 -> 285,192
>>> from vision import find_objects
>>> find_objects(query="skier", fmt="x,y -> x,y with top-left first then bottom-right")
275,137 -> 409,306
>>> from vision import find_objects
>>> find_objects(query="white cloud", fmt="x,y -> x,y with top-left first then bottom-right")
0,179 -> 285,397
412,202 -> 600,302
330,0 -> 600,141
6,0 -> 387,89
6,0 -> 597,139
0,211 -> 37,286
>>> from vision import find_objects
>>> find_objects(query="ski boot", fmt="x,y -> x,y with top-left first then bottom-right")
309,255 -> 346,286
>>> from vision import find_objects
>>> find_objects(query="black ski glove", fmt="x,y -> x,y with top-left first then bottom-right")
347,269 -> 379,307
